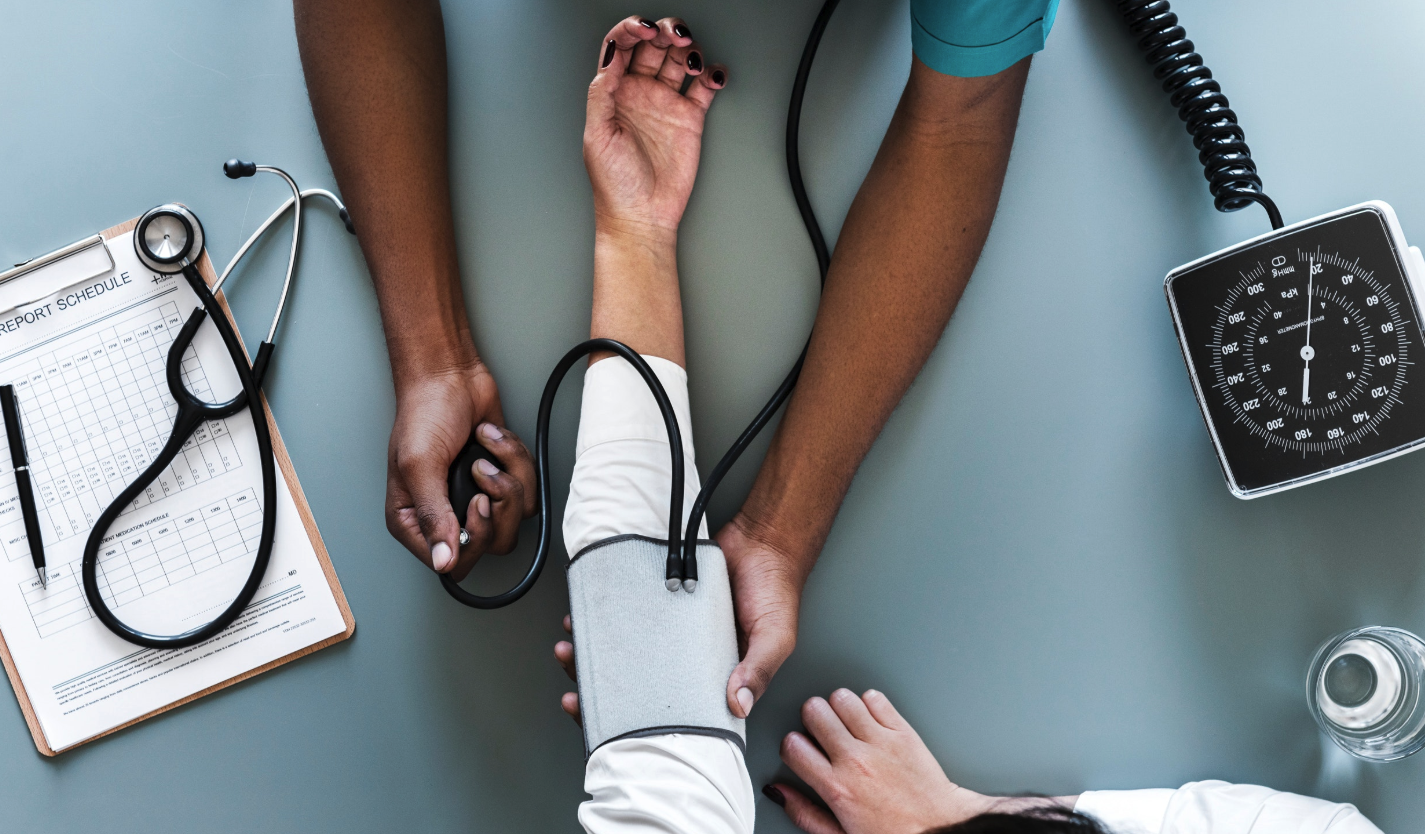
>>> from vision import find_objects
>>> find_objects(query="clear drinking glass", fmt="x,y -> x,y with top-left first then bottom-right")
1307,626 -> 1425,762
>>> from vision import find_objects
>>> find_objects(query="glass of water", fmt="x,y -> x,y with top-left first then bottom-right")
1307,626 -> 1425,762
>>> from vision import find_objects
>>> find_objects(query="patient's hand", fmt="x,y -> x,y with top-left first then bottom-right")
769,690 -> 1076,834
585,16 -> 727,239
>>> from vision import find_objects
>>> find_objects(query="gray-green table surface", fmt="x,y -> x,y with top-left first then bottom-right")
2,0 -> 1423,830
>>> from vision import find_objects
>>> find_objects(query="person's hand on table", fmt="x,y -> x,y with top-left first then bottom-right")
386,362 -> 536,581
765,689 -> 1075,834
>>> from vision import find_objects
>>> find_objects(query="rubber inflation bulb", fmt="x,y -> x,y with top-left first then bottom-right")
448,434 -> 497,524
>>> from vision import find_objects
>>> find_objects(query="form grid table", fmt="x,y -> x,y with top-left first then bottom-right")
3,302 -> 243,548
18,488 -> 264,638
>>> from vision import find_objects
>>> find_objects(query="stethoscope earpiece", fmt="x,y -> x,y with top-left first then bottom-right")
223,159 -> 258,179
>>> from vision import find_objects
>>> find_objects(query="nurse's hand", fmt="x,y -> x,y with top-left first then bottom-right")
585,15 -> 727,240
717,518 -> 805,721
386,362 -> 536,580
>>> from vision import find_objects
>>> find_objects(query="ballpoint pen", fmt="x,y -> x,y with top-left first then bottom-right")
0,385 -> 45,588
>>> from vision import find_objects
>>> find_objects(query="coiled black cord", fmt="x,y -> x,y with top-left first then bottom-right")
677,0 -> 839,588
1115,0 -> 1283,230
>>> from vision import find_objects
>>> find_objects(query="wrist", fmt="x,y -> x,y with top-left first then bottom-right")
941,787 -> 997,823
389,339 -> 484,400
977,794 -> 1078,818
725,509 -> 817,589
733,452 -> 837,580
368,257 -> 484,397
594,217 -> 678,259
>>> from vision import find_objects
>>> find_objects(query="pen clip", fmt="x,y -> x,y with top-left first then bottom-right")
14,398 -> 27,467
0,384 -> 29,469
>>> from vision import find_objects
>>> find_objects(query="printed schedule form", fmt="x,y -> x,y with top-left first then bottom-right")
0,230 -> 349,753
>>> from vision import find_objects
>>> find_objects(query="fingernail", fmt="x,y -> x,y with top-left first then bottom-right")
476,494 -> 491,519
687,51 -> 703,72
639,17 -> 656,28
761,785 -> 785,807
737,687 -> 755,717
673,23 -> 691,39
601,39 -> 616,68
711,69 -> 725,86
476,458 -> 499,476
431,541 -> 453,571
479,423 -> 502,441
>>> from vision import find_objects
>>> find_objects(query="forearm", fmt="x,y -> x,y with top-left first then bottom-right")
293,0 -> 475,392
736,57 -> 1030,573
592,223 -> 684,366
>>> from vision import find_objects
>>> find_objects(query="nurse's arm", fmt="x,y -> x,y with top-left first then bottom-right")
718,57 -> 1031,717
293,0 -> 536,578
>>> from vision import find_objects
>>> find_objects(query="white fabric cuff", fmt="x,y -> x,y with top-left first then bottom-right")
576,354 -> 695,460
1075,789 -> 1174,834
563,354 -> 707,558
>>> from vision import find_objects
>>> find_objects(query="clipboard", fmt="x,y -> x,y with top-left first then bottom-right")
0,215 -> 355,756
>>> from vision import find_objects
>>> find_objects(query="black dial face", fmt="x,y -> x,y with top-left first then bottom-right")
1168,208 -> 1425,495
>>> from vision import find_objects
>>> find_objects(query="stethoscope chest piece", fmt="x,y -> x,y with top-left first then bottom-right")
135,204 -> 204,274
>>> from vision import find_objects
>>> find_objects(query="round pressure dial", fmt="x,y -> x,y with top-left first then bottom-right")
1168,204 -> 1425,497
1214,250 -> 1412,452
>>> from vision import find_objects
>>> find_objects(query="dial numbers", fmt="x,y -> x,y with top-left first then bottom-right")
1167,205 -> 1425,496
1211,249 -> 1411,453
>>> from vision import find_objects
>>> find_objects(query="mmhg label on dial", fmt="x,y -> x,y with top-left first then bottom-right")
1168,207 -> 1425,497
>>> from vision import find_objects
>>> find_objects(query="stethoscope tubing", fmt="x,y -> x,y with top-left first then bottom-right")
440,338 -> 686,607
215,189 -> 347,295
81,265 -> 278,649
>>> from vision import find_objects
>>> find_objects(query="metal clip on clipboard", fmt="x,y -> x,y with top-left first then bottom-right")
0,236 -> 116,317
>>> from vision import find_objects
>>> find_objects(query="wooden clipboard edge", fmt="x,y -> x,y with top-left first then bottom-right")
0,217 -> 355,757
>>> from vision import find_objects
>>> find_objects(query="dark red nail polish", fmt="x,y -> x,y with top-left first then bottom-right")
674,23 -> 691,39
639,18 -> 656,28
762,785 -> 785,807
601,39 -> 616,68
687,52 -> 703,72
711,69 -> 725,85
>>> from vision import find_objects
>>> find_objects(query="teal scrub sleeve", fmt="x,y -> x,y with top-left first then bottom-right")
910,0 -> 1060,78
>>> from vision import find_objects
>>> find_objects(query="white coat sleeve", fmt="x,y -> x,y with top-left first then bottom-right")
563,355 -> 752,834
1075,781 -> 1383,834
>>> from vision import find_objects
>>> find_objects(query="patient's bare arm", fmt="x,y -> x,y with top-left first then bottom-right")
554,13 -> 727,725
583,15 -> 726,365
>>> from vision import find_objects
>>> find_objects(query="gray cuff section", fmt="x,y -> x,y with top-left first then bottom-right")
568,535 -> 745,758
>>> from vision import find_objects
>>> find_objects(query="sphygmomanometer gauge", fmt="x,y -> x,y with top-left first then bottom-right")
1167,202 -> 1425,497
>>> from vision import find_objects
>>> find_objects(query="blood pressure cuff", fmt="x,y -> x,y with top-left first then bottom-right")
567,535 -> 745,758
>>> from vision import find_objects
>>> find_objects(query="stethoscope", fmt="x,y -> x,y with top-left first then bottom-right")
438,0 -> 842,608
81,160 -> 354,649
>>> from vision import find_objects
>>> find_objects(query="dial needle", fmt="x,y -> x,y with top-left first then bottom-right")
1301,258 -> 1315,405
